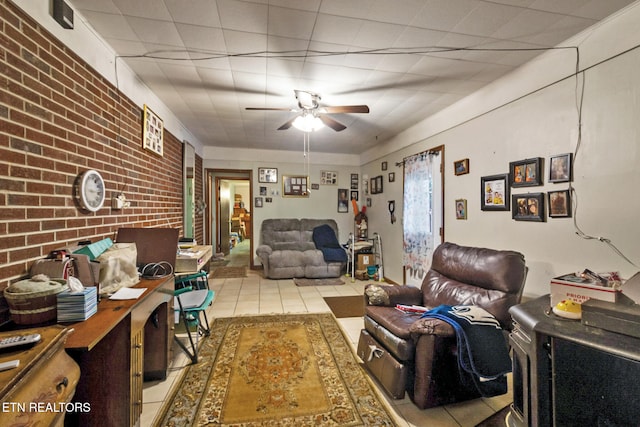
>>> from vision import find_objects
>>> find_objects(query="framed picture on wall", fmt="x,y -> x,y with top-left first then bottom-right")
512,193 -> 545,221
338,188 -> 349,212
455,199 -> 467,219
549,153 -> 572,183
510,157 -> 543,187
548,189 -> 571,218
480,173 -> 510,211
320,170 -> 338,185
350,173 -> 359,190
282,175 -> 309,197
142,104 -> 163,156
454,158 -> 469,175
258,167 -> 278,183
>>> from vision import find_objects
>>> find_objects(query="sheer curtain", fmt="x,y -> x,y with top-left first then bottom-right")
403,152 -> 438,285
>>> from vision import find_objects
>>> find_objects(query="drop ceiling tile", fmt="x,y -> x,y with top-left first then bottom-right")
175,24 -> 226,51
216,0 -> 268,33
267,6 -> 317,40
453,1 -> 522,37
222,29 -> 267,54
79,11 -> 138,40
126,16 -> 184,47
111,0 -> 172,21
164,0 -> 222,27
411,0 -> 480,32
366,0 -> 428,25
68,0 -> 120,14
312,14 -> 363,46
353,21 -> 405,49
318,0 -> 373,19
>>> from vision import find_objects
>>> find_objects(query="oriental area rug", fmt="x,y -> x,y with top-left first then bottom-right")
158,313 -> 396,426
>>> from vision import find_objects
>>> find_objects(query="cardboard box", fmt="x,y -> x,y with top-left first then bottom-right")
357,253 -> 375,271
550,273 -> 620,306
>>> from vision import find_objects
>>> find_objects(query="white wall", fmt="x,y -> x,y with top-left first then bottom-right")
203,147 -> 362,265
360,3 -> 640,298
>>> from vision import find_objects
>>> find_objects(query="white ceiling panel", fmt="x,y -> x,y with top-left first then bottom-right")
66,0 -> 637,153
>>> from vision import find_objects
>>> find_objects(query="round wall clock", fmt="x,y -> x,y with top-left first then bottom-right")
77,169 -> 105,212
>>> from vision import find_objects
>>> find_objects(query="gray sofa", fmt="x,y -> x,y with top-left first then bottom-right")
256,218 -> 346,279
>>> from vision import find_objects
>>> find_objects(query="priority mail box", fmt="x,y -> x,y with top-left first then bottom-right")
550,273 -> 620,306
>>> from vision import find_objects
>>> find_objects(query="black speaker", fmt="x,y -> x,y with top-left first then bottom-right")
53,0 -> 74,29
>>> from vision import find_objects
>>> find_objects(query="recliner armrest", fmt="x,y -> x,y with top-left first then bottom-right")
409,317 -> 455,337
364,283 -> 422,307
256,245 -> 272,257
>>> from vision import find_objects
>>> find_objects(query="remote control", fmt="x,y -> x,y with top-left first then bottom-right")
0,359 -> 19,371
0,333 -> 41,351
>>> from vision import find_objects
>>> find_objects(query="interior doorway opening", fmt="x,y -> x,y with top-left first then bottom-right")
205,169 -> 253,269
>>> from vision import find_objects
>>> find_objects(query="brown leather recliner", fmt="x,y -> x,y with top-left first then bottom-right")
357,242 -> 527,409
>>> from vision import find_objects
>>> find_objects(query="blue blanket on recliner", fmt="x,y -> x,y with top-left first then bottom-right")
420,305 -> 511,397
312,224 -> 347,262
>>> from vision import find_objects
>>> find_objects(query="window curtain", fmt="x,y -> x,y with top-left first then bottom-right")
403,152 -> 437,283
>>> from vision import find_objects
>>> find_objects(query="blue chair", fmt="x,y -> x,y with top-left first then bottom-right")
174,272 -> 215,363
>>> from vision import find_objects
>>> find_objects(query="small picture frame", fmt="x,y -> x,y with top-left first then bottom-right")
510,157 -> 543,187
258,167 -> 278,183
350,190 -> 358,201
512,193 -> 545,222
282,175 -> 309,197
350,173 -> 359,190
370,175 -> 384,194
366,197 -> 372,207
481,173 -> 510,211
455,199 -> 467,220
142,104 -> 164,156
320,170 -> 338,185
259,186 -> 267,196
265,197 -> 273,203
338,188 -> 349,213
311,183 -> 320,190
454,158 -> 469,175
549,153 -> 572,183
381,161 -> 388,171
388,172 -> 395,183
255,197 -> 263,208
548,189 -> 571,218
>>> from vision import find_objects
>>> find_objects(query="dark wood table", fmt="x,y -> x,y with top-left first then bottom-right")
64,276 -> 174,427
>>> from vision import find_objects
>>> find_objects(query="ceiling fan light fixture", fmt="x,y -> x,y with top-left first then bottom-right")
292,114 -> 324,132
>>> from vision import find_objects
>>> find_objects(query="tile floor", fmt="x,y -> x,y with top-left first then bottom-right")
140,240 -> 511,426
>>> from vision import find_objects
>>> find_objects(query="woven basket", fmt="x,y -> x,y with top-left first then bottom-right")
4,275 -> 68,325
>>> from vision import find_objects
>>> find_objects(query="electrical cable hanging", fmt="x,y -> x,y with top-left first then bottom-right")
567,52 -> 639,269
303,132 -> 311,195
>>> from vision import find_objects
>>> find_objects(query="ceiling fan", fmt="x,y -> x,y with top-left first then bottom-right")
246,90 -> 369,132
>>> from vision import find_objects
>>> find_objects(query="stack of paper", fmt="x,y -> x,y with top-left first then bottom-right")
57,287 -> 98,322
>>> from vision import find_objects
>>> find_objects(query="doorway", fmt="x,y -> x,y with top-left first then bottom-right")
205,169 -> 253,269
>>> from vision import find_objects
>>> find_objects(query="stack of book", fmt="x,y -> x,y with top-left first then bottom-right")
57,287 -> 98,322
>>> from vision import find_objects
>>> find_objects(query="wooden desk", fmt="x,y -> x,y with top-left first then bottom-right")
175,245 -> 213,273
64,276 -> 174,427
0,326 -> 79,427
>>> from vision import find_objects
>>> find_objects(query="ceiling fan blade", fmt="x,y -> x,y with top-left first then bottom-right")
321,105 -> 369,114
318,115 -> 347,132
277,115 -> 300,130
245,107 -> 295,111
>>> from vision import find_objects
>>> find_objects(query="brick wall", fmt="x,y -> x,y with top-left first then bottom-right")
0,0 -> 202,309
